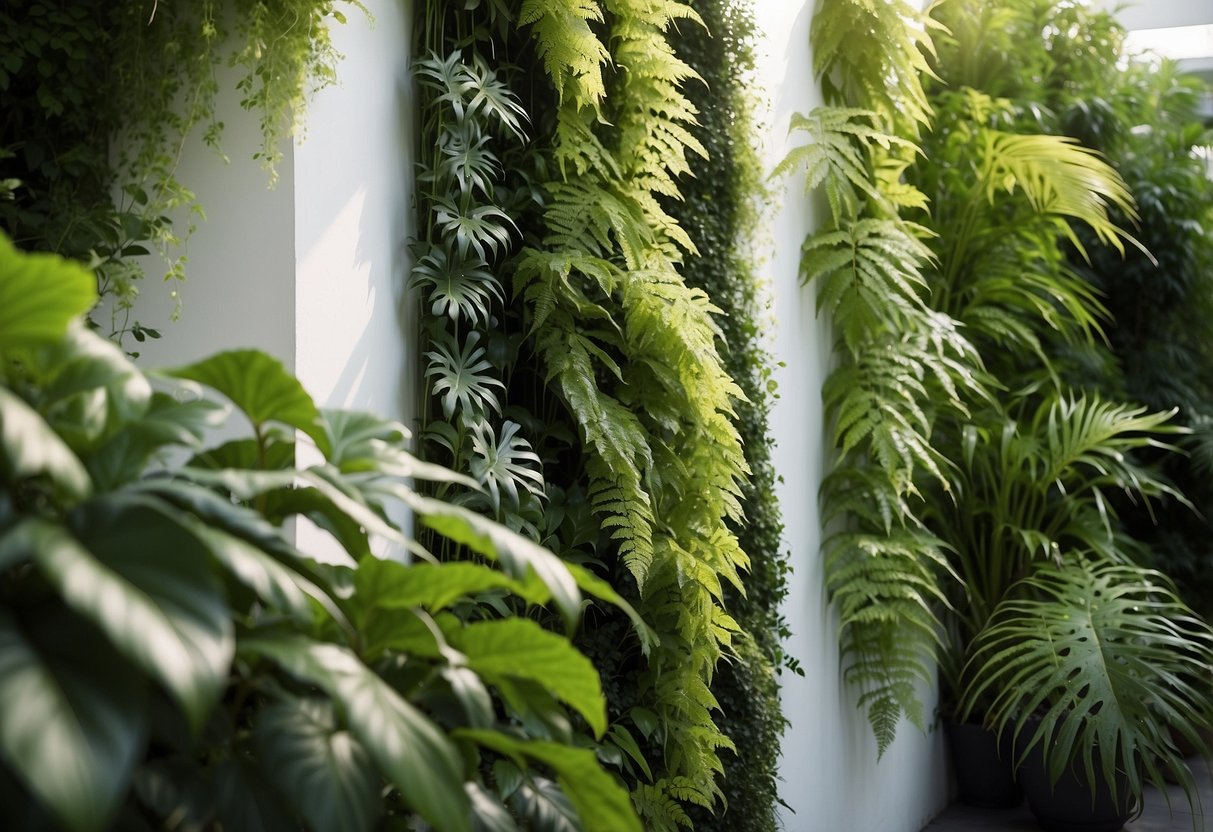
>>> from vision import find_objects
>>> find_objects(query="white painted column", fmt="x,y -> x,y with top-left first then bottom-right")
754,3 -> 949,829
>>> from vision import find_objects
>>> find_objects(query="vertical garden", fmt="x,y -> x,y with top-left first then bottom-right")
4,0 -> 1213,830
411,1 -> 789,828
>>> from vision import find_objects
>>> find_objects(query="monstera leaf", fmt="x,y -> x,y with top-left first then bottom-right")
961,560 -> 1213,811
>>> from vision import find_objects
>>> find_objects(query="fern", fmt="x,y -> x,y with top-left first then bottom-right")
774,107 -> 913,224
518,0 -> 609,113
786,0 -> 985,752
516,0 -> 753,816
809,0 -> 943,131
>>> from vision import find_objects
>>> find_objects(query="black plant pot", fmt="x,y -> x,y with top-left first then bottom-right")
944,720 -> 1023,808
1018,724 -> 1134,832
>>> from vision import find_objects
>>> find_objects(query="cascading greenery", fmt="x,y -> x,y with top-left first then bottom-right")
778,0 -> 985,753
0,0 -> 358,342
412,1 -> 768,827
787,0 -> 1162,758
667,2 -> 791,829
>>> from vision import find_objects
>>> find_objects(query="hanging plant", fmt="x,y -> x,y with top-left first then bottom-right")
0,0 -> 362,343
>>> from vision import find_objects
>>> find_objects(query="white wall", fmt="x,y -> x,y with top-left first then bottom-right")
121,63 -> 296,369
129,1 -> 413,420
292,0 -> 414,422
754,4 -> 949,830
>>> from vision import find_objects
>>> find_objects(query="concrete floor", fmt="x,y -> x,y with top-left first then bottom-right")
923,761 -> 1213,832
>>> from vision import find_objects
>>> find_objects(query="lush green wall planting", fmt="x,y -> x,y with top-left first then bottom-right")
668,2 -> 790,828
787,0 -> 1213,782
412,1 -> 788,828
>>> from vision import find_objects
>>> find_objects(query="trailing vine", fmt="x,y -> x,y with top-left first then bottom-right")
0,0 -> 358,344
668,2 -> 791,829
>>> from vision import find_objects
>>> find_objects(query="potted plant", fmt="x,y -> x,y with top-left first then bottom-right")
959,559 -> 1213,831
924,388 -> 1202,814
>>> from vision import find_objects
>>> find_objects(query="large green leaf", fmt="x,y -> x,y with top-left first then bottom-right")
254,696 -> 382,832
240,633 -> 471,832
192,524 -> 316,623
394,490 -> 580,628
0,234 -> 97,353
962,560 -> 1213,808
0,386 -> 91,500
87,393 -> 227,490
321,408 -> 476,485
41,325 -> 150,420
354,558 -> 544,618
164,350 -> 331,455
0,611 -> 146,832
457,730 -> 641,832
453,619 -> 606,737
43,498 -> 234,732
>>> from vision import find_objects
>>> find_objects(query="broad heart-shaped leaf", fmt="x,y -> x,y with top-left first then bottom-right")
0,610 -> 147,832
465,781 -> 519,832
44,496 -> 234,732
87,393 -> 228,491
392,489 -> 580,628
0,233 -> 96,353
456,731 -> 641,832
0,386 -> 91,500
253,696 -> 382,832
240,633 -> 471,832
452,619 -> 606,737
41,324 -> 150,420
164,350 -> 331,456
125,479 -> 356,639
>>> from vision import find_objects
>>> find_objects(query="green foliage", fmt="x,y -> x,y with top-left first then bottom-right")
963,2 -> 1213,617
809,0 -> 941,131
414,2 -> 767,827
0,237 -> 641,832
926,392 -> 1183,684
667,2 -> 791,828
961,560 -> 1213,808
0,0 -> 358,343
783,0 -> 980,755
792,0 -> 1189,772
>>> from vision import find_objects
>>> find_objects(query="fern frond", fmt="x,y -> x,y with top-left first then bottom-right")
633,782 -> 693,832
827,526 -> 949,754
810,0 -> 943,130
775,107 -> 911,224
519,0 -> 610,113
802,217 -> 935,348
